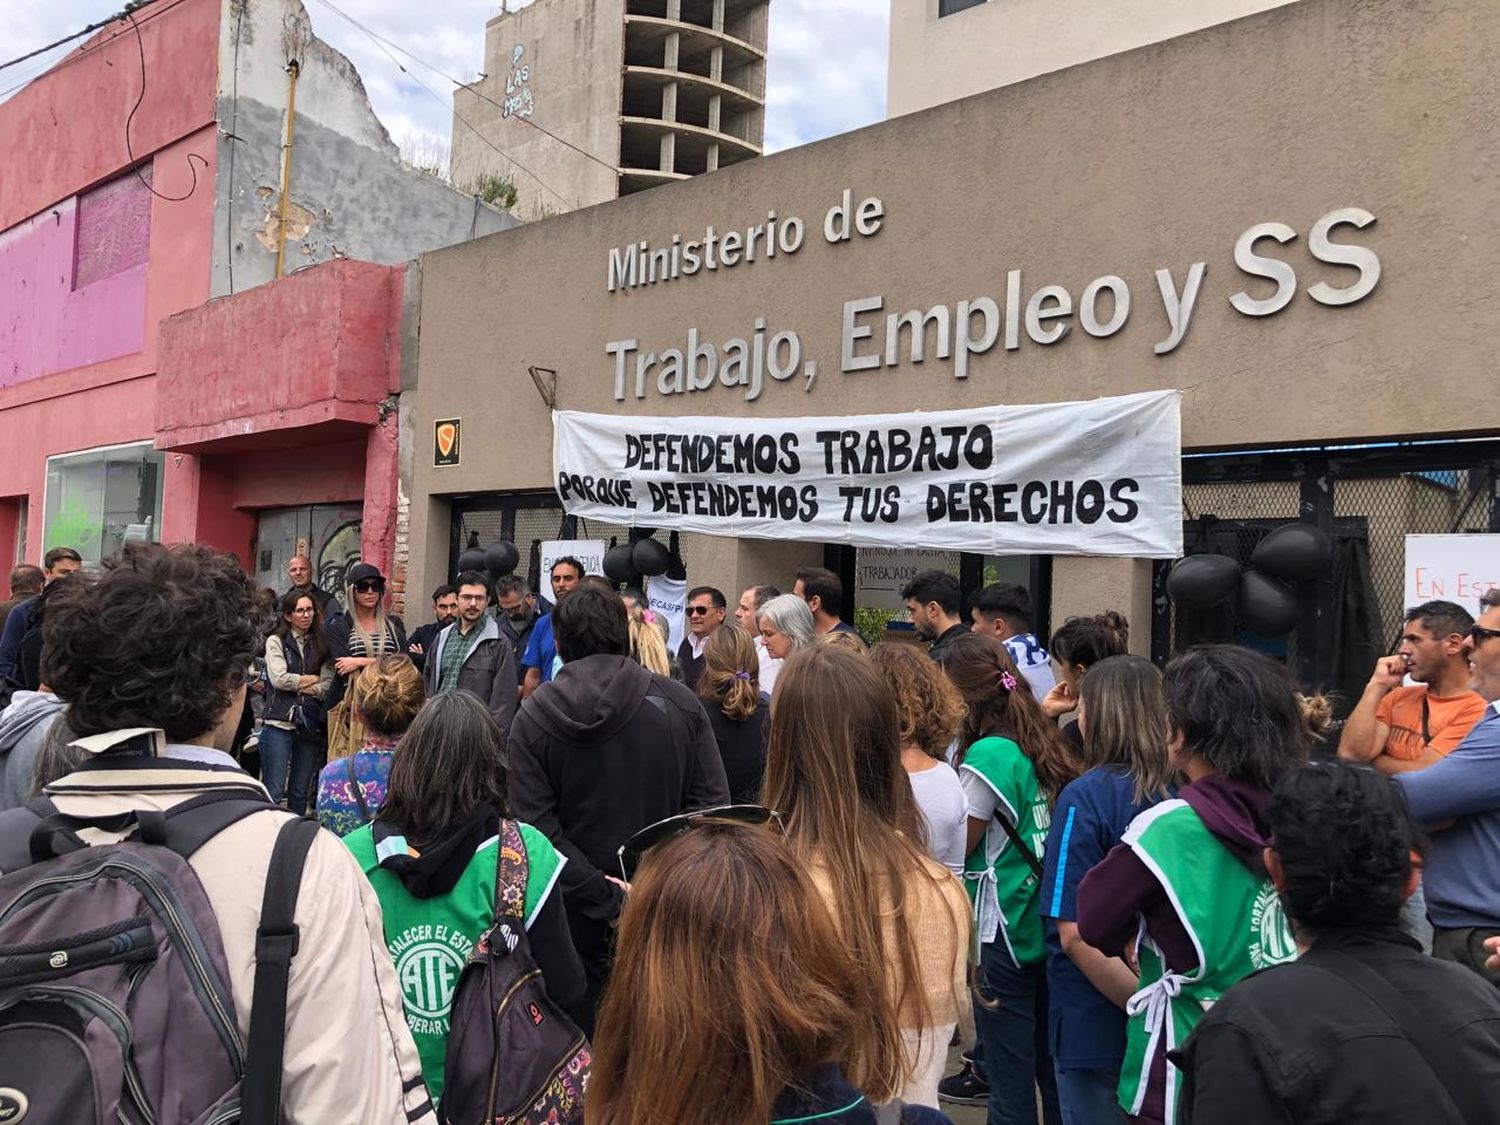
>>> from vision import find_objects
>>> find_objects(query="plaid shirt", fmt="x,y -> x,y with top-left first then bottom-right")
437,620 -> 485,693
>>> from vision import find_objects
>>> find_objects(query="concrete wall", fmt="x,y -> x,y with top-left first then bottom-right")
889,0 -> 1302,117
450,0 -> 625,221
212,0 -> 515,297
405,0 -> 1500,614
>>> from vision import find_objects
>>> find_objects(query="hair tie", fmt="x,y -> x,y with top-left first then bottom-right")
642,609 -> 656,624
1000,670 -> 1017,691
734,671 -> 752,681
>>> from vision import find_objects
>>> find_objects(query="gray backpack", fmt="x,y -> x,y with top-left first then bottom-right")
0,784 -> 318,1125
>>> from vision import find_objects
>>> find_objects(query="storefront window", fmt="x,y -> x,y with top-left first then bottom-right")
43,443 -> 164,563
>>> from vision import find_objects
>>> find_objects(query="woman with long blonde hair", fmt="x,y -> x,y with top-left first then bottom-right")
588,820 -> 952,1125
762,644 -> 970,1109
625,600 -> 672,677
696,624 -> 768,802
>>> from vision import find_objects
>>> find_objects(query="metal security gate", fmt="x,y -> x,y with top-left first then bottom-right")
1152,441 -> 1500,706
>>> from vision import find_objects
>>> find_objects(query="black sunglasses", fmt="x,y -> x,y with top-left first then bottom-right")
686,605 -> 718,616
617,805 -> 783,882
353,580 -> 384,593
1470,625 -> 1500,646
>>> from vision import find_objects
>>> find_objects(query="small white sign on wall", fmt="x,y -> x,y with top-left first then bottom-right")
540,539 -> 607,585
1404,534 -> 1500,616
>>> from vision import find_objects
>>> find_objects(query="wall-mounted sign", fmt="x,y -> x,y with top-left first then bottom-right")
553,389 -> 1183,557
434,418 -> 461,466
1405,534 -> 1500,616
856,548 -> 960,612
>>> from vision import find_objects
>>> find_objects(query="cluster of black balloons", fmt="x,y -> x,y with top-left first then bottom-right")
1166,523 -> 1333,637
602,531 -> 670,586
456,540 -> 520,579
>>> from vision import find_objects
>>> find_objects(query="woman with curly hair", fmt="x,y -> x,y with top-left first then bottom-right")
697,624 -> 768,802
871,642 -> 968,875
589,820 -> 953,1125
763,644 -> 970,1109
940,632 -> 1080,1125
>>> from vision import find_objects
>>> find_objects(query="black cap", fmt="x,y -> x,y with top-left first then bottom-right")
346,562 -> 384,587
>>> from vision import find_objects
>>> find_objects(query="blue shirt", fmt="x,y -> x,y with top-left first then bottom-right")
0,596 -> 37,684
1396,702 -> 1500,928
521,613 -> 558,683
1041,766 -> 1167,1070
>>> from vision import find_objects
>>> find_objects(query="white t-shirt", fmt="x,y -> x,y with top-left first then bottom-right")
907,761 -> 968,876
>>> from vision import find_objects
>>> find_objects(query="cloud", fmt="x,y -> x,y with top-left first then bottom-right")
4,0 -> 888,160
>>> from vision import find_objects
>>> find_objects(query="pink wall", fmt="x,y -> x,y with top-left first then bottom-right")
0,0 -> 219,232
0,177 -> 151,388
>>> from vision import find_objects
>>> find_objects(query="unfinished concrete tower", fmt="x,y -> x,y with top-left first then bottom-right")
451,0 -> 770,221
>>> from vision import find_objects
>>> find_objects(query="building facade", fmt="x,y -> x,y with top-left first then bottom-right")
406,0 -> 1500,693
0,0 -> 513,597
888,0 -> 1302,116
451,0 -> 769,222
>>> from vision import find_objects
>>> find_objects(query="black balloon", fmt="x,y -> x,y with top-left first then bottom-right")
632,537 -> 670,577
602,543 -> 638,585
1236,570 -> 1301,636
1166,554 -> 1242,609
1250,523 -> 1334,582
457,548 -> 487,575
484,540 -> 519,577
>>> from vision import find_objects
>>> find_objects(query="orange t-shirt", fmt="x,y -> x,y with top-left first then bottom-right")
1375,685 -> 1487,761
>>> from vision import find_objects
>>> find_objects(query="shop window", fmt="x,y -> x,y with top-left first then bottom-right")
43,443 -> 164,563
938,0 -> 986,16
73,168 -> 152,290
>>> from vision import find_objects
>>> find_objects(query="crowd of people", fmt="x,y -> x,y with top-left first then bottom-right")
0,545 -> 1498,1124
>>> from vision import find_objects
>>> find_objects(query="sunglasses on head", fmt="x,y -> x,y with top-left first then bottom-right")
1470,625 -> 1500,646
353,580 -> 384,594
617,804 -> 783,883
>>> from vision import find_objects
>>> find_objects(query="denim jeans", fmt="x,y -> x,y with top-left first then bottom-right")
1054,1065 -> 1126,1125
976,941 -> 1061,1125
258,724 -> 324,815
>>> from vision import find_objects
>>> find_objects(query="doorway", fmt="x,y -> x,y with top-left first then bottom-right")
253,504 -> 363,609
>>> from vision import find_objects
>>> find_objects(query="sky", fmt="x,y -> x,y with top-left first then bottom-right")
2,0 -> 889,163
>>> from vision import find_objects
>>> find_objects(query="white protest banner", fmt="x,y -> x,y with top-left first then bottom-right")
540,539 -> 607,581
553,390 -> 1182,556
1405,534 -> 1500,616
857,548 -> 961,612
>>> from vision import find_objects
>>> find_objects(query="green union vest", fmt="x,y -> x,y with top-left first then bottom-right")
343,820 -> 564,1105
1116,799 -> 1296,1125
958,735 -> 1050,966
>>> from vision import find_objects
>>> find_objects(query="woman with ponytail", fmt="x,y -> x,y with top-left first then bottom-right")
940,632 -> 1079,1125
697,625 -> 769,802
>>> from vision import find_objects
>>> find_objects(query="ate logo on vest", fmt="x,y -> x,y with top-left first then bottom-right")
1248,883 -> 1297,969
394,927 -> 474,1020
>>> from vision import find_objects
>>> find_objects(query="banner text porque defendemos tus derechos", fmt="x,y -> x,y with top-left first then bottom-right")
552,391 -> 1184,557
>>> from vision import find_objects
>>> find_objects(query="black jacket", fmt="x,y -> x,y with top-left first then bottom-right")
325,615 -> 406,710
405,621 -> 443,674
507,655 -> 730,924
706,695 -> 769,804
421,618 -> 518,742
771,1065 -> 951,1124
497,611 -> 540,686
1176,928 -> 1500,1125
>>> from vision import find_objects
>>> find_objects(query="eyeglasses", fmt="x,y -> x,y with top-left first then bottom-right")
291,607 -> 315,615
353,580 -> 384,594
617,804 -> 783,882
1470,625 -> 1500,646
686,605 -> 716,616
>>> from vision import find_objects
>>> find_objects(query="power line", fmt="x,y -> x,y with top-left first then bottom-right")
307,0 -> 577,210
0,0 -> 197,102
308,0 -> 620,182
0,12 -> 118,73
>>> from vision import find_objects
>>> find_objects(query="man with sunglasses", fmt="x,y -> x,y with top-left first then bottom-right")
1397,601 -> 1500,983
677,586 -> 726,692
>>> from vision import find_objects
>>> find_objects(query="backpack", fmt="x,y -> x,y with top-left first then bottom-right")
0,783 -> 318,1125
439,819 -> 590,1124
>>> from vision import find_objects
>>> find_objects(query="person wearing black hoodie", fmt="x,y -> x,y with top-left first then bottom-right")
1076,645 -> 1308,1125
507,581 -> 730,1034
